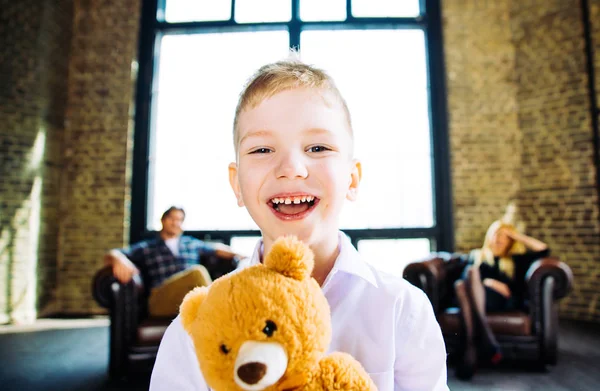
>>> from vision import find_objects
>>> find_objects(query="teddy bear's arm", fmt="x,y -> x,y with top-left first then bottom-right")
314,352 -> 377,391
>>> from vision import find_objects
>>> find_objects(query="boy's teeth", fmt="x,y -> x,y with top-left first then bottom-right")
271,195 -> 315,204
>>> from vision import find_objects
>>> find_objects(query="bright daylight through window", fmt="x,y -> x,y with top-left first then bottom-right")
138,0 -> 448,273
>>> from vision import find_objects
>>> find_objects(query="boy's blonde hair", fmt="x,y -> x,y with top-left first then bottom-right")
233,54 -> 353,151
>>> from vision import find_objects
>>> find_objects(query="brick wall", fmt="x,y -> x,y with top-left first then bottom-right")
512,0 -> 600,321
443,1 -> 521,252
593,0 -> 600,106
444,0 -> 600,322
592,0 -> 600,203
589,0 -> 600,320
0,0 -> 73,323
58,0 -> 140,313
0,0 -> 140,320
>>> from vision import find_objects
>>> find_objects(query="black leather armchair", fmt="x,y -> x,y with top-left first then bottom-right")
403,252 -> 573,367
92,251 -> 241,378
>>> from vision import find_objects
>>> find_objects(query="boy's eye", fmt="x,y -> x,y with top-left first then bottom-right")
249,147 -> 272,154
307,145 -> 330,153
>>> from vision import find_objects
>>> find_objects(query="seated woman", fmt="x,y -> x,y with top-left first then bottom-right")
454,217 -> 549,380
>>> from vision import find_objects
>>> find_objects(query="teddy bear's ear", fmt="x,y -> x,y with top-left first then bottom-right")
180,286 -> 209,333
264,236 -> 314,281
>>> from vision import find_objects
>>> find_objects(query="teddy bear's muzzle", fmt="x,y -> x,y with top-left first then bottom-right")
234,341 -> 288,390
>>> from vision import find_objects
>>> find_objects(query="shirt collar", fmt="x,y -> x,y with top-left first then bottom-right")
247,231 -> 378,288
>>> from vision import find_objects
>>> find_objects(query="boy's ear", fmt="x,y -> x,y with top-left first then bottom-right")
228,162 -> 244,207
346,159 -> 362,201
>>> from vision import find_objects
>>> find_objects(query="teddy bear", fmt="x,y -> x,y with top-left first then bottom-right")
180,235 -> 377,391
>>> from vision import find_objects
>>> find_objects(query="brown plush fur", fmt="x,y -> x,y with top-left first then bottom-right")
180,236 -> 376,391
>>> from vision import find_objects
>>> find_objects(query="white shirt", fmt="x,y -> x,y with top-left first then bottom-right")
165,237 -> 180,257
150,232 -> 448,391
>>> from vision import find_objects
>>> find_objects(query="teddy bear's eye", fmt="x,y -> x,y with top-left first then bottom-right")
263,320 -> 277,337
220,344 -> 230,354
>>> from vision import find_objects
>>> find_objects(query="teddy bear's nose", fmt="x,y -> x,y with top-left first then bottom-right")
237,362 -> 267,385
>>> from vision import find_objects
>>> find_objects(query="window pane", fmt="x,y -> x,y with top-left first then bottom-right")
164,0 -> 231,22
235,0 -> 291,23
148,31 -> 290,231
230,236 -> 261,258
358,238 -> 430,277
300,0 -> 346,21
352,0 -> 420,18
300,30 -> 433,229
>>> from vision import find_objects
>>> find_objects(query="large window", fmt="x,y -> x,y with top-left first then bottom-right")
132,0 -> 452,276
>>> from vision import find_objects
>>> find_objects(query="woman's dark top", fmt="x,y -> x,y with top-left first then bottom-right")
470,249 -> 550,312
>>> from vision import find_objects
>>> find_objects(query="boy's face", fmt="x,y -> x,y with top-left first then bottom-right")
229,88 -> 361,247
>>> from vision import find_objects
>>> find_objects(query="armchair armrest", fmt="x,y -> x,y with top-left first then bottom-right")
524,257 -> 573,364
525,257 -> 573,301
92,266 -> 115,308
92,265 -> 145,308
91,265 -> 146,377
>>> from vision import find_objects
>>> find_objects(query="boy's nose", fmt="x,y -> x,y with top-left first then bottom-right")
275,153 -> 308,179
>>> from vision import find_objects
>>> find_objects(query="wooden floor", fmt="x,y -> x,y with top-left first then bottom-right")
447,319 -> 600,391
0,318 -> 598,390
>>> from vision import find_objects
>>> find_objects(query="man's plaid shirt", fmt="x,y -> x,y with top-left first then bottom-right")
121,235 -> 214,290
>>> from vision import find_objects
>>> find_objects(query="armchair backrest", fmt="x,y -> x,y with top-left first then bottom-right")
199,251 -> 240,281
403,252 -> 468,314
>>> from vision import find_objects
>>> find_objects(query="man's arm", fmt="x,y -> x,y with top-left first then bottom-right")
394,287 -> 449,391
194,238 -> 248,261
150,315 -> 209,391
213,242 -> 240,260
103,248 -> 140,284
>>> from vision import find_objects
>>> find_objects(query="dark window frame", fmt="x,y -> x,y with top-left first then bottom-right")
130,0 -> 453,251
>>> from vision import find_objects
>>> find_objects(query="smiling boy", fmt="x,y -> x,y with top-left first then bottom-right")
150,58 -> 448,390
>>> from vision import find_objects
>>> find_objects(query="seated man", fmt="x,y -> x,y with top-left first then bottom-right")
104,206 -> 238,317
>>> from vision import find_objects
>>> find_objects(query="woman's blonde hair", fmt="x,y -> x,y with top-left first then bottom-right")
473,220 -> 526,279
